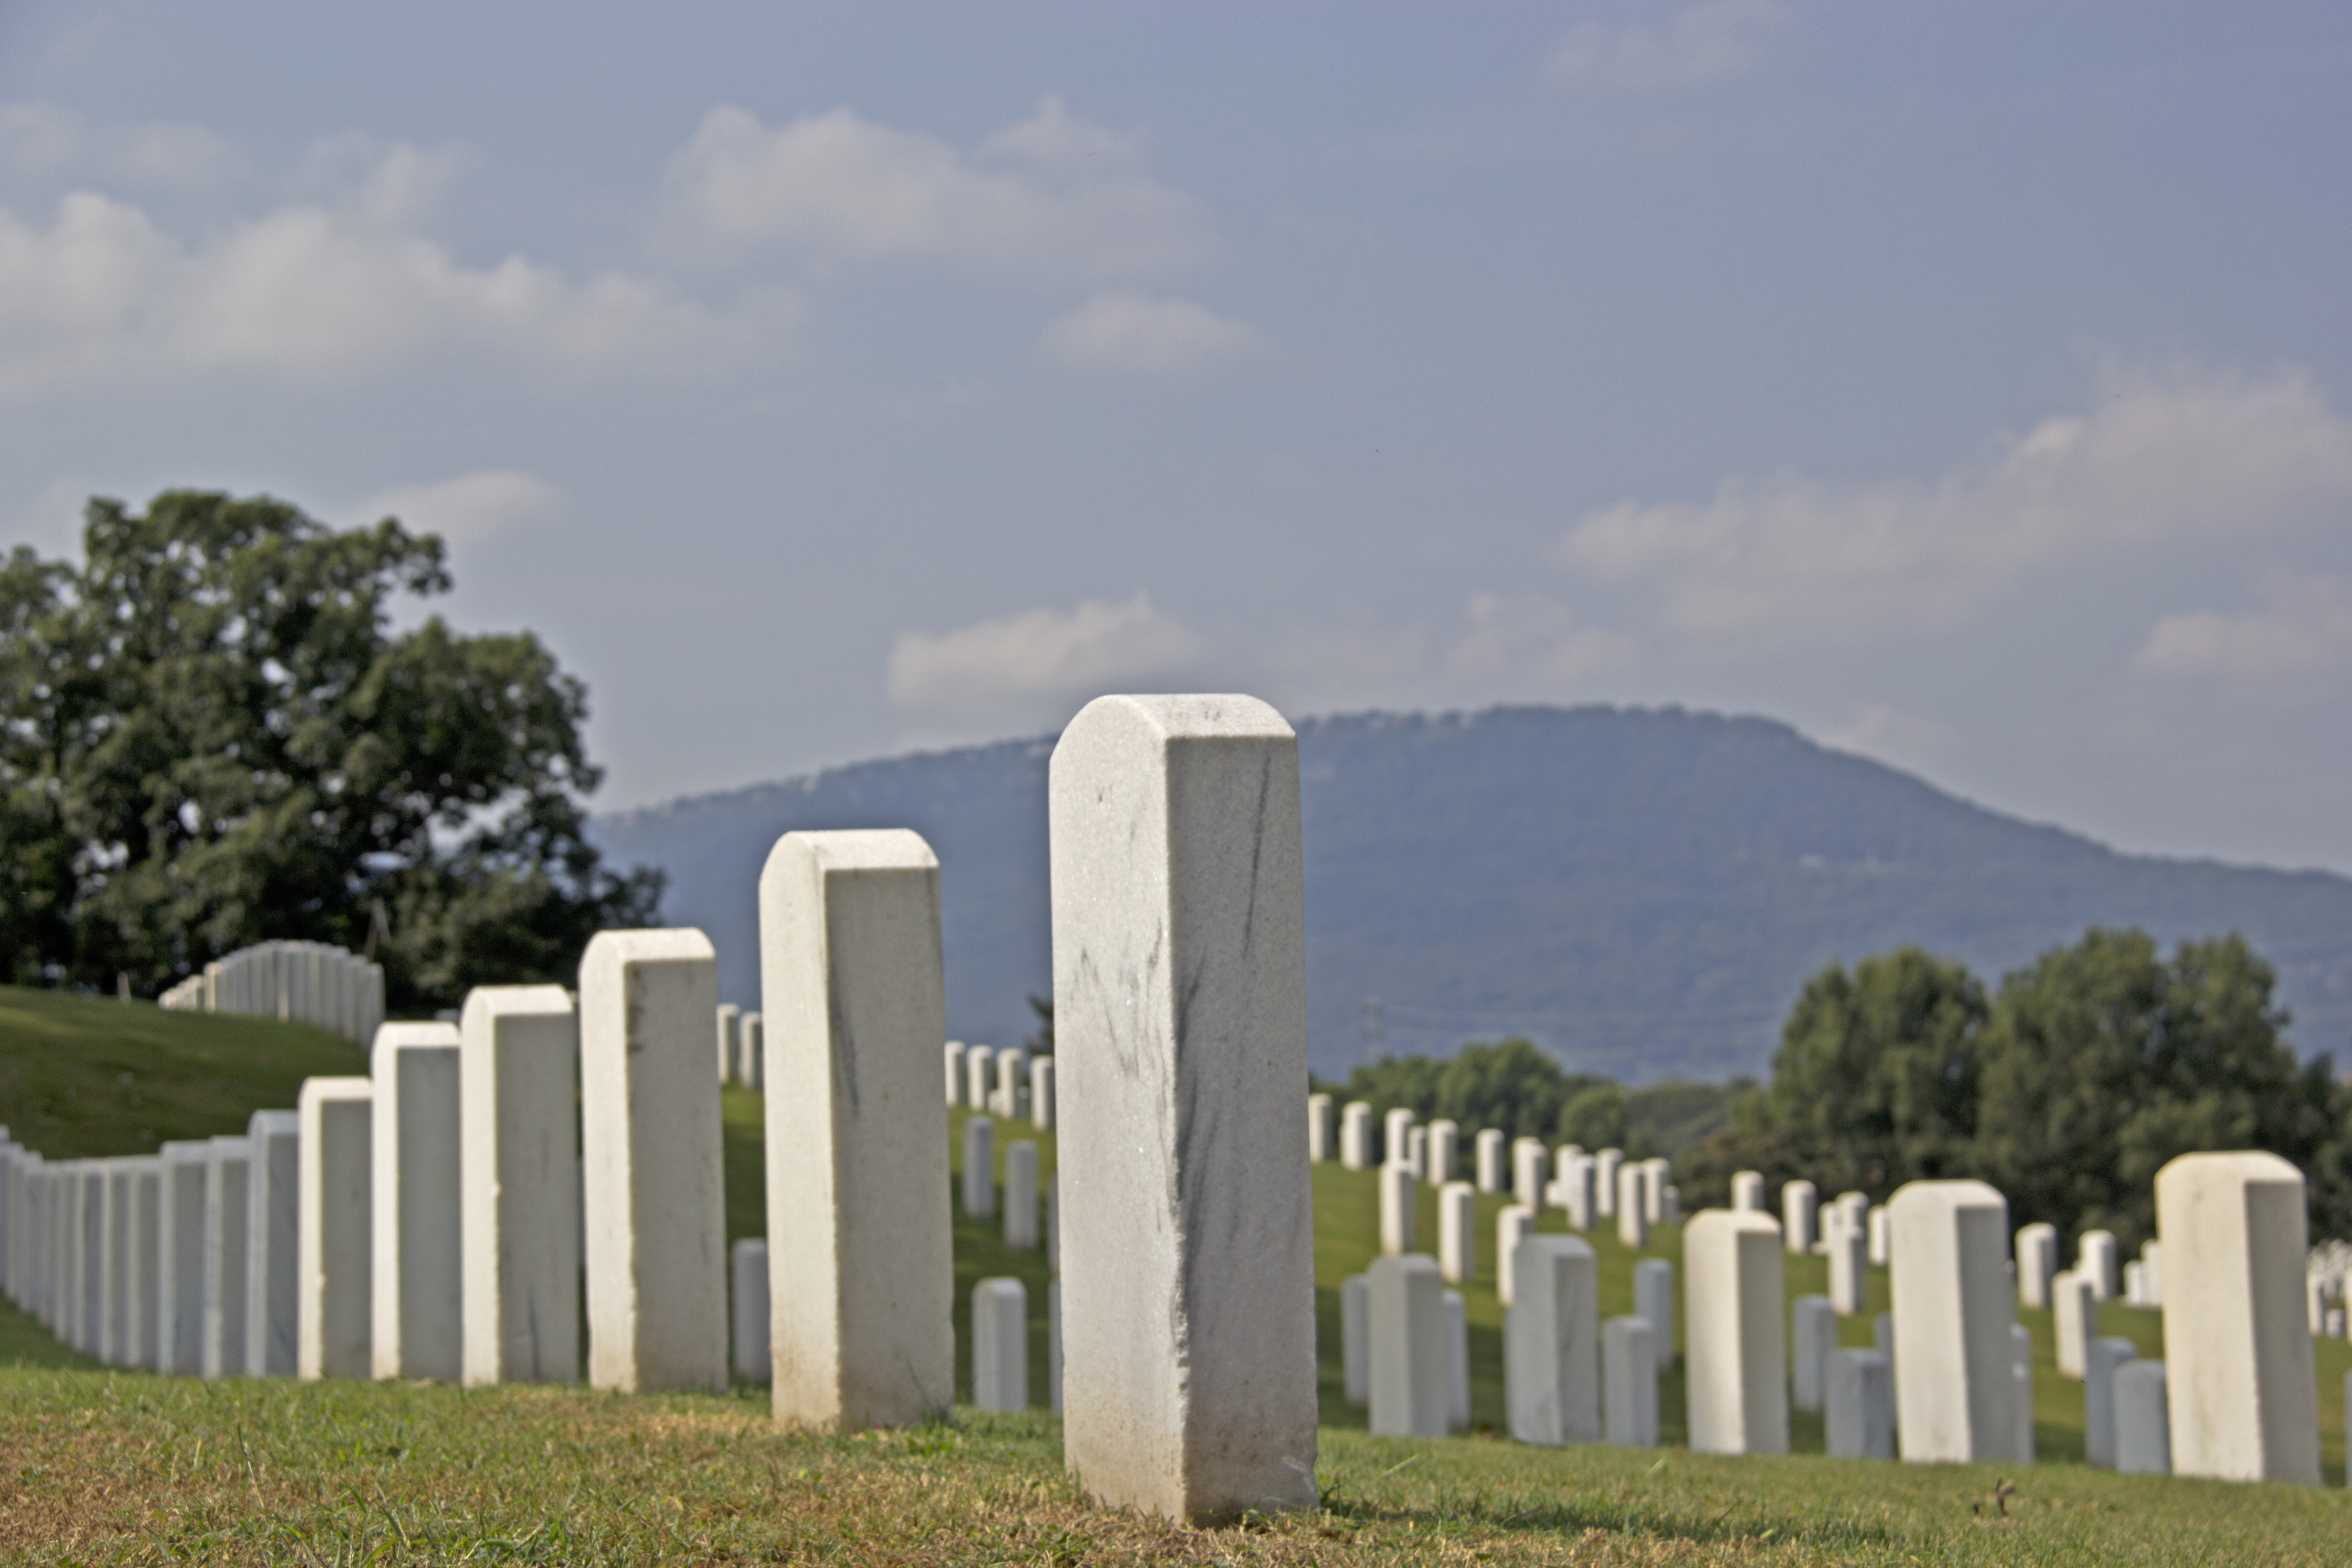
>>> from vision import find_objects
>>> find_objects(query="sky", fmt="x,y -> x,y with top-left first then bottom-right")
3,1 -> 2349,873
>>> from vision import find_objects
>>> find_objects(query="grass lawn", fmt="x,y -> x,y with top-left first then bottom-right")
7,992 -> 2352,1562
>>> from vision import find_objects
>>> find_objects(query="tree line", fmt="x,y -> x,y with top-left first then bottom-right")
1325,928 -> 2347,1251
0,491 -> 660,1013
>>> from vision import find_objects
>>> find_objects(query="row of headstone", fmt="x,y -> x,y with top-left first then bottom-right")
156,939 -> 386,1047
944,1042 -> 1054,1129
716,1004 -> 764,1088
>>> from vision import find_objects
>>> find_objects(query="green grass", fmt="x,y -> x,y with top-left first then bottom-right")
0,985 -> 364,1156
8,995 -> 2352,1562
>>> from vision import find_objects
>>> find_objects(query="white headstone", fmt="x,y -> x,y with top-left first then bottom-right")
1634,1258 -> 1676,1370
2010,1322 -> 2035,1463
1385,1108 -> 1416,1171
1506,1235 -> 1598,1444
2053,1269 -> 2095,1379
1029,1054 -> 1054,1129
1048,1277 -> 1063,1412
2077,1229 -> 2118,1300
1828,1217 -> 1867,1316
1005,1141 -> 1039,1250
1443,1288 -> 1470,1431
2140,1239 -> 2161,1308
1341,1273 -> 1369,1404
157,1141 -> 209,1374
760,830 -> 956,1430
2155,1149 -> 2321,1485
993,1047 -> 1028,1120
1426,1119 -> 1458,1186
2115,1360 -> 2171,1474
2015,1223 -> 2058,1309
1367,1252 -> 1447,1438
2123,1259 -> 2146,1306
1558,1154 -> 1595,1230
972,1277 -> 1028,1410
1593,1148 -> 1622,1217
966,1045 -> 995,1119
1730,1171 -> 1765,1213
1495,1204 -> 1534,1308
1825,1348 -> 1895,1458
1341,1102 -> 1374,1171
100,1160 -> 133,1364
944,1041 -> 966,1107
580,928 -> 728,1394
1643,1160 -> 1673,1224
1405,1126 -> 1427,1182
1436,1181 -> 1475,1285
1617,1162 -> 1649,1248
731,1237 -> 771,1383
1474,1128 -> 1506,1192
1889,1179 -> 2019,1464
1791,1294 -> 1834,1413
1783,1180 -> 1818,1255
296,1077 -> 372,1380
244,1109 -> 300,1377
459,985 -> 581,1386
1049,694 -> 1317,1520
715,1003 -> 740,1084
201,1137 -> 251,1377
1684,1208 -> 1788,1455
2085,1334 -> 2136,1468
740,1012 -> 765,1090
1379,1161 -> 1416,1255
963,1116 -> 995,1219
1307,1093 -> 1333,1162
1662,1184 -> 1681,1226
1602,1315 -> 1659,1446
127,1156 -> 161,1369
371,1021 -> 463,1382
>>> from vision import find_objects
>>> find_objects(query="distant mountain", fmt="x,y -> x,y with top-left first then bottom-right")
588,706 -> 2352,1082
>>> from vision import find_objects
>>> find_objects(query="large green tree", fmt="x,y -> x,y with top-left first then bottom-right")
1973,928 -> 2341,1250
0,490 -> 661,1009
1764,946 -> 1987,1199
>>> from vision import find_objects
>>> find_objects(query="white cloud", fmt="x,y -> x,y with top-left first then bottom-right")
1556,363 -> 2352,639
0,102 -> 234,186
2136,575 -> 2352,682
1817,703 -> 1959,768
0,150 -> 795,397
357,470 -> 562,545
1447,594 -> 1635,684
887,594 -> 1200,712
1039,291 -> 1255,375
1548,0 -> 1789,89
659,97 -> 1214,276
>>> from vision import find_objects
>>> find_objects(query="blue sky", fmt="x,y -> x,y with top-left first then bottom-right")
4,2 -> 2349,871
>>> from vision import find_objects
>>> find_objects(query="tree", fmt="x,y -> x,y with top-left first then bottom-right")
1765,947 -> 1986,1199
0,490 -> 661,1010
1973,928 -> 2338,1250
1330,1038 -> 1600,1148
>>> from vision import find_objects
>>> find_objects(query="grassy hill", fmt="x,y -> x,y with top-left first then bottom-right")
10,990 -> 2352,1562
590,705 -> 2352,1083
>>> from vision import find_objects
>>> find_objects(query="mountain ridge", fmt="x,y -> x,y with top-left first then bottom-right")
588,704 -> 2352,1081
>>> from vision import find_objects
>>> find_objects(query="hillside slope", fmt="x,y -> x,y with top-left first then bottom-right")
592,705 -> 2352,1081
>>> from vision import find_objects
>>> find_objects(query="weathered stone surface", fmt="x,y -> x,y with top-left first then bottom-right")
1436,1181 -> 1475,1285
297,1077 -> 372,1380
2155,1149 -> 2321,1485
1792,1294 -> 1834,1412
1602,1315 -> 1658,1447
460,985 -> 581,1387
580,929 -> 728,1394
1826,1348 -> 1895,1459
732,1238 -> 771,1383
201,1137 -> 251,1377
1367,1252 -> 1446,1438
372,1022 -> 463,1382
2015,1223 -> 2058,1310
1505,1235 -> 1597,1445
1889,1179 -> 2019,1464
1049,695 -> 1317,1521
245,1109 -> 301,1377
2115,1361 -> 2171,1475
972,1278 -> 1028,1410
1684,1209 -> 1788,1455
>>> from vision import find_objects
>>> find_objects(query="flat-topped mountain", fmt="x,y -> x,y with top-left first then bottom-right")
589,706 -> 2352,1081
